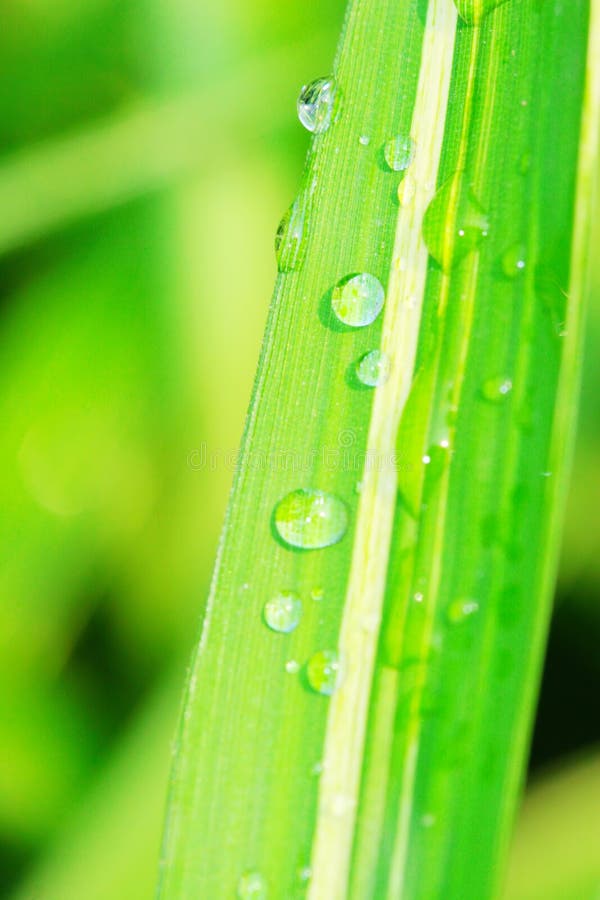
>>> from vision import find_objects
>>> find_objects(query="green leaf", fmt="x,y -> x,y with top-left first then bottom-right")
158,0 -> 600,897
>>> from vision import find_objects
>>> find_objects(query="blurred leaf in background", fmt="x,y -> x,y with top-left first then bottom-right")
0,0 -> 599,898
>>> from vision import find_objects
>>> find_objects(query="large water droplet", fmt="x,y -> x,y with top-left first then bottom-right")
274,489 -> 348,549
453,0 -> 510,25
263,591 -> 302,633
383,135 -> 415,172
238,871 -> 267,899
422,172 -> 489,271
297,77 -> 337,134
356,349 -> 391,387
481,376 -> 513,402
332,273 -> 385,327
307,649 -> 342,695
396,363 -> 437,516
501,243 -> 526,278
275,193 -> 309,273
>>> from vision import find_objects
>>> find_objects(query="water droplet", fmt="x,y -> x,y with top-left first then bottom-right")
518,152 -> 532,175
297,77 -> 337,134
481,376 -> 513,402
306,649 -> 342,695
298,866 -> 312,884
263,591 -> 302,633
238,871 -> 267,899
413,592 -> 424,603
421,813 -> 436,828
275,193 -> 309,273
446,598 -> 479,624
397,174 -> 417,207
501,243 -> 526,278
535,265 -> 568,334
453,0 -> 510,25
331,273 -> 385,327
355,349 -> 391,387
327,793 -> 356,816
359,134 -> 371,146
311,587 -> 324,602
285,659 -> 300,674
274,489 -> 348,550
360,612 -> 381,633
383,135 -> 415,172
422,172 -> 489,271
311,760 -> 324,776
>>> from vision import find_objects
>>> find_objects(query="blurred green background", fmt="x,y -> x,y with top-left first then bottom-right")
0,1 -> 598,898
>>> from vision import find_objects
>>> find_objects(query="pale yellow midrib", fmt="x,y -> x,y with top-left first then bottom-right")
306,3 -> 459,898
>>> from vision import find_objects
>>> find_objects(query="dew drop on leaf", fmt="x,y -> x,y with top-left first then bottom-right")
275,192 -> 309,273
397,174 -> 417,207
501,243 -> 526,278
383,134 -> 415,171
263,591 -> 302,633
297,76 -> 337,134
422,172 -> 489,271
237,870 -> 267,899
453,0 -> 511,25
446,598 -> 479,624
306,649 -> 343,695
331,273 -> 385,326
356,349 -> 391,386
481,376 -> 513,402
274,489 -> 348,549
518,151 -> 532,175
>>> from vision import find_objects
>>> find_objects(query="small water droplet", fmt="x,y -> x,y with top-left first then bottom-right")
275,193 -> 309,273
518,151 -> 532,175
307,649 -> 342,695
421,813 -> 436,828
263,591 -> 302,633
446,598 -> 479,624
501,243 -> 526,278
285,659 -> 300,674
541,470 -> 552,478
331,273 -> 385,327
453,0 -> 510,25
481,376 -> 513,402
298,866 -> 312,884
238,871 -> 267,899
360,612 -> 381,633
355,349 -> 391,387
397,174 -> 417,207
383,135 -> 415,172
422,172 -> 489,271
311,587 -> 324,602
413,592 -> 424,603
297,77 -> 337,134
274,489 -> 348,550
328,793 -> 356,816
359,134 -> 371,146
311,760 -> 324,776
